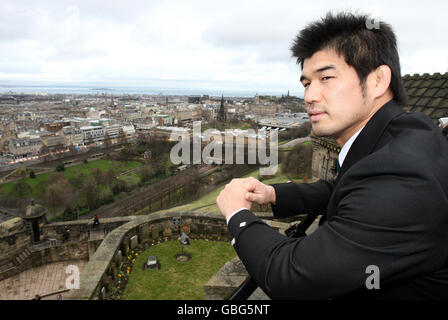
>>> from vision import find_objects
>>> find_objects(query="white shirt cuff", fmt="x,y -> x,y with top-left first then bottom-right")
226,208 -> 248,224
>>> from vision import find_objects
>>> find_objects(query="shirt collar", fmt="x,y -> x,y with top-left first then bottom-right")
338,127 -> 364,166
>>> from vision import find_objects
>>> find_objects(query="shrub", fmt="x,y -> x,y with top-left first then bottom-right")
281,143 -> 313,178
112,179 -> 128,195
56,163 -> 65,172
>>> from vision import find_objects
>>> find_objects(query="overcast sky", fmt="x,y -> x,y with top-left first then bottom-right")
1,0 -> 447,96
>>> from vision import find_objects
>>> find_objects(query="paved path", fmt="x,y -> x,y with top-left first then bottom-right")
0,259 -> 87,300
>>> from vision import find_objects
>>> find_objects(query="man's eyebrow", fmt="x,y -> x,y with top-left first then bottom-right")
300,64 -> 336,82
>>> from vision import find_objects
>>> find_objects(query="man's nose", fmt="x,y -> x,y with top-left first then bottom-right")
304,81 -> 322,105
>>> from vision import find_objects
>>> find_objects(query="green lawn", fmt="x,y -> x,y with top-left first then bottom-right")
121,239 -> 236,300
0,159 -> 141,199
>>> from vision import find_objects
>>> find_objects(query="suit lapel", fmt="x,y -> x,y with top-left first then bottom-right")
319,100 -> 404,225
337,99 -> 404,181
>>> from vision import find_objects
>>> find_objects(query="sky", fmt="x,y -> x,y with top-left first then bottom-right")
0,0 -> 447,96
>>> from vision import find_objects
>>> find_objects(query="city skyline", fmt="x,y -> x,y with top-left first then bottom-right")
1,0 -> 448,97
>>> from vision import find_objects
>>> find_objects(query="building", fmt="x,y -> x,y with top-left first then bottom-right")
8,138 -> 43,158
42,135 -> 65,152
104,124 -> 123,140
149,114 -> 172,126
251,104 -> 284,117
57,126 -> 83,147
402,72 -> 448,123
174,105 -> 203,126
44,121 -> 71,133
80,126 -> 106,144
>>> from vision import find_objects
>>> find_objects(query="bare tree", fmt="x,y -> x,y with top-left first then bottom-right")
10,180 -> 32,198
44,179 -> 73,215
90,167 -> 104,187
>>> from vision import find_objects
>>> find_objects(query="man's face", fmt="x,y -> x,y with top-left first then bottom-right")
300,49 -> 374,146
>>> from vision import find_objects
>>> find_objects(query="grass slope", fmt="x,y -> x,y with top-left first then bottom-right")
0,159 -> 141,199
149,165 -> 302,215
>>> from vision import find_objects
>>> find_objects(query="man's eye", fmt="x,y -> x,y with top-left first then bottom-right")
303,82 -> 310,88
322,76 -> 333,81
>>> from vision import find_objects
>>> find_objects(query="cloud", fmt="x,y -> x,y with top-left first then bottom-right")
0,0 -> 447,96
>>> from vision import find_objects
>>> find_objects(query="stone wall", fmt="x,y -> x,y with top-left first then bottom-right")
0,229 -> 29,260
311,134 -> 340,181
0,216 -> 134,282
64,211 -> 284,300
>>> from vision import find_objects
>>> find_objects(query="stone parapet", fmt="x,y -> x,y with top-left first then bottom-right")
64,211 -> 283,300
64,211 -> 229,300
0,216 -> 134,282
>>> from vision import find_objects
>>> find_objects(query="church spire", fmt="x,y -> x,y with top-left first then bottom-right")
218,94 -> 226,122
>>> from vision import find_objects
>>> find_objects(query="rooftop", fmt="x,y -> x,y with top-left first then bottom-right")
402,72 -> 448,123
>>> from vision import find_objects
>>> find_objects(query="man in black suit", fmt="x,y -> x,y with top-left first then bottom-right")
216,12 -> 448,299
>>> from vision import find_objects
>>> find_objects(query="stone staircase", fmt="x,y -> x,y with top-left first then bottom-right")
14,247 -> 32,266
0,247 -> 33,281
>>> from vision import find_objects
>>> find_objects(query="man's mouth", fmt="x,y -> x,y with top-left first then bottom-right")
309,111 -> 327,122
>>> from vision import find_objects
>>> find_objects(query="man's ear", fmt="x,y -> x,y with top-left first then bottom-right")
372,65 -> 392,99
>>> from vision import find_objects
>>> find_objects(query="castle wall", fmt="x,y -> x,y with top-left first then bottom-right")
64,211 -> 285,300
311,135 -> 340,181
0,217 -> 133,282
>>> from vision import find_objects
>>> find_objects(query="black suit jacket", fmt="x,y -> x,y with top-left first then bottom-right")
227,100 -> 448,299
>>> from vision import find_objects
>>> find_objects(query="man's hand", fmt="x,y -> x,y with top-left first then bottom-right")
216,178 -> 253,220
216,177 -> 276,221
242,177 -> 276,205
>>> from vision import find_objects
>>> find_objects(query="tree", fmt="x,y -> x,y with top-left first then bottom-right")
47,172 -> 66,185
80,182 -> 99,209
44,179 -> 73,215
90,167 -> 104,187
112,179 -> 127,195
102,169 -> 116,189
279,122 -> 311,140
56,163 -> 65,172
29,170 -> 36,179
117,147 -> 133,164
281,143 -> 313,179
10,180 -> 32,198
183,168 -> 201,198
68,172 -> 86,189
138,165 -> 153,183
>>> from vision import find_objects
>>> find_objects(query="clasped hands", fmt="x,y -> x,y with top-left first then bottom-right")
216,177 -> 276,221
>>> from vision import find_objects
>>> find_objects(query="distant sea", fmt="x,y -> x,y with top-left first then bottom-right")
0,83 -> 297,98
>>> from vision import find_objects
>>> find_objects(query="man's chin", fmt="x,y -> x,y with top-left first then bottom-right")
311,128 -> 334,138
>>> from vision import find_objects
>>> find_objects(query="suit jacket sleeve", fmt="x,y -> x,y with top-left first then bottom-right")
228,152 -> 448,299
270,179 -> 334,219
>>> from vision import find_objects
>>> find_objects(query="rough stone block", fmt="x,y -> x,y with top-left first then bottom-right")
151,229 -> 159,240
139,225 -> 150,242
162,227 -> 172,237
130,235 -> 138,249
